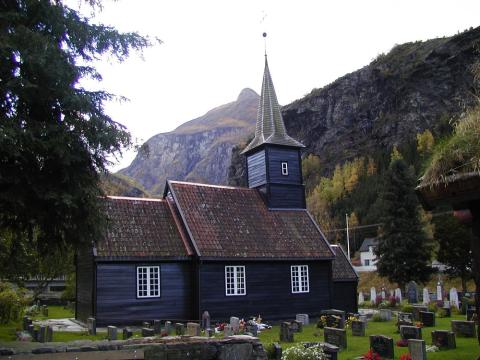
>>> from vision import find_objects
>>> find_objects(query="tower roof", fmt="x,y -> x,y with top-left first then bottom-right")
242,56 -> 305,154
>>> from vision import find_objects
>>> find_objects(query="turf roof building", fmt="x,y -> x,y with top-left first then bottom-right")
76,56 -> 358,325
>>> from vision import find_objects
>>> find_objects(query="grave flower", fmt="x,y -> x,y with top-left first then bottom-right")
362,349 -> 381,360
399,353 -> 412,360
396,339 -> 409,347
414,321 -> 423,328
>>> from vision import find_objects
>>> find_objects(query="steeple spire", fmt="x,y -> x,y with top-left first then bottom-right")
242,55 -> 304,154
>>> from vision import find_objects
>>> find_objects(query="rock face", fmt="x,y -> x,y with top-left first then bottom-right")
228,27 -> 480,185
119,89 -> 258,194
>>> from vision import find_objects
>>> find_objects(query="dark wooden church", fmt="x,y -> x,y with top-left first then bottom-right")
76,57 -> 358,325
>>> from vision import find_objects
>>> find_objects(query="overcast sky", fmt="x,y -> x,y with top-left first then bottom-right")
70,0 -> 480,170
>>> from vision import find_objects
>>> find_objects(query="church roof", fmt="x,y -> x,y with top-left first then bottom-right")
331,245 -> 359,281
167,181 -> 334,259
241,57 -> 305,154
96,196 -> 191,259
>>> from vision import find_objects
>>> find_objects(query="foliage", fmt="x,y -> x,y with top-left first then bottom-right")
400,353 -> 412,360
428,302 -> 438,313
371,313 -> 386,322
282,344 -> 326,360
396,339 -> 409,347
362,349 -> 381,360
375,159 -> 434,288
0,283 -> 27,324
433,212 -> 474,292
416,129 -> 435,155
401,303 -> 414,313
0,0 -> 153,264
61,272 -> 76,301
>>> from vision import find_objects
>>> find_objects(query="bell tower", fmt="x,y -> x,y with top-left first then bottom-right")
242,56 -> 306,209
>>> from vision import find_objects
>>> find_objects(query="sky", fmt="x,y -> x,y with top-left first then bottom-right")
68,0 -> 480,171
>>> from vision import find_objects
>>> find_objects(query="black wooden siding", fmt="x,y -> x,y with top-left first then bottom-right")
198,261 -> 331,321
332,281 -> 358,313
247,149 -> 266,188
95,262 -> 193,325
268,184 -> 306,209
76,246 -> 94,323
266,147 -> 302,184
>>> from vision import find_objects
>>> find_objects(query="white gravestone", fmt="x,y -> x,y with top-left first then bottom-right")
395,288 -> 402,302
449,288 -> 459,309
370,287 -> 376,304
422,288 -> 430,305
358,292 -> 364,304
436,282 -> 443,301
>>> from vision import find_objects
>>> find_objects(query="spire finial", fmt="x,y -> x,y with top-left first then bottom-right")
263,32 -> 267,57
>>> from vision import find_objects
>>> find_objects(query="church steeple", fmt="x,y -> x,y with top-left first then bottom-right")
243,55 -> 306,209
242,56 -> 304,155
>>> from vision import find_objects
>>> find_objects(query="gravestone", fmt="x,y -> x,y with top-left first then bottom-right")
422,288 -> 430,305
296,313 -> 309,325
87,317 -> 96,336
38,325 -> 46,343
142,321 -> 150,328
33,328 -> 39,342
436,281 -> 443,301
186,322 -> 200,336
42,305 -> 48,317
398,312 -> 414,322
246,321 -> 258,336
466,308 -> 477,321
122,328 -> 133,340
451,320 -> 476,337
107,326 -> 117,341
224,324 -> 234,337
46,326 -> 53,342
175,323 -> 185,335
153,319 -> 161,334
164,321 -> 172,335
351,320 -> 366,336
412,305 -> 428,321
320,309 -> 345,329
381,287 -> 386,300
22,316 -> 29,331
395,288 -> 402,302
431,330 -> 456,349
273,343 -> 282,360
230,316 -> 240,334
358,292 -> 364,304
280,322 -> 294,342
400,325 -> 422,340
206,328 -> 215,337
407,281 -> 418,304
27,324 -> 34,337
370,335 -> 394,359
419,311 -> 435,327
324,327 -> 347,349
290,320 -> 303,333
449,288 -> 459,309
142,327 -> 155,337
408,339 -> 426,360
370,287 -> 376,304
202,311 -> 211,330
379,309 -> 392,321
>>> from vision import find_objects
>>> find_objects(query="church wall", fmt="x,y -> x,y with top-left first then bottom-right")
95,261 -> 193,325
247,149 -> 266,188
332,281 -> 358,313
198,260 -> 331,321
266,147 -> 302,184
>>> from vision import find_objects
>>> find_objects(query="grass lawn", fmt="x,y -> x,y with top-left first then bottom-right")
258,315 -> 479,360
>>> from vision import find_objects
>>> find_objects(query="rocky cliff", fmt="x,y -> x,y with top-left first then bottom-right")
119,89 -> 258,194
229,27 -> 480,185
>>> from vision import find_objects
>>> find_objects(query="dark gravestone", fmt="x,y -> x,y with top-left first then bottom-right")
273,343 -> 282,360
142,327 -> 155,337
142,321 -> 150,328
22,316 -> 29,331
411,305 -> 428,321
398,312 -> 414,322
164,321 -> 172,335
408,339 -> 427,360
201,311 -> 211,330
442,307 -> 451,317
324,327 -> 347,349
370,335 -> 394,359
122,328 -> 133,340
431,330 -> 456,349
466,308 -> 476,321
351,320 -> 366,336
419,311 -> 435,327
175,323 -> 185,335
407,281 -> 418,304
153,319 -> 161,334
246,321 -> 258,336
400,325 -> 422,340
27,324 -> 34,337
280,322 -> 294,342
206,328 -> 215,337
289,320 -> 303,333
46,326 -> 53,342
87,317 -> 96,336
38,325 -> 46,343
451,320 -> 476,337
107,326 -> 117,341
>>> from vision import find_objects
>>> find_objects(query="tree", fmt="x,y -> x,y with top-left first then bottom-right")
433,212 -> 474,292
375,159 -> 433,288
0,0 -> 153,270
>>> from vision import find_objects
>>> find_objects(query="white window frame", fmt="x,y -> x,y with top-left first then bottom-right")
137,266 -> 160,298
291,265 -> 309,293
225,266 -> 246,296
281,162 -> 289,176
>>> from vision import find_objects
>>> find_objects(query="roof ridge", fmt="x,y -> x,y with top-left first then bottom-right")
169,180 -> 253,191
106,195 -> 164,202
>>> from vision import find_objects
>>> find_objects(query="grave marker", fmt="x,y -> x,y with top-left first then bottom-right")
358,292 -> 364,304
400,325 -> 422,340
466,308 -> 477,321
407,281 -> 418,304
280,322 -> 294,342
224,324 -> 234,337
370,287 -> 376,304
395,288 -> 402,302
351,320 -> 366,336
38,325 -> 46,343
87,317 -> 96,336
370,335 -> 394,359
296,313 -> 309,325
230,316 -> 240,334
379,309 -> 392,321
142,327 -> 155,337
186,322 -> 200,336
107,326 -> 117,341
290,320 -> 303,333
431,330 -> 456,349
175,323 -> 185,335
324,327 -> 347,349
202,311 -> 211,330
422,288 -> 430,305
153,319 -> 161,334
419,311 -> 435,327
123,328 -> 133,340
451,320 -> 476,337
46,326 -> 53,342
449,288 -> 459,309
408,339 -> 426,360
320,309 -> 345,329
164,321 -> 172,335
411,305 -> 428,321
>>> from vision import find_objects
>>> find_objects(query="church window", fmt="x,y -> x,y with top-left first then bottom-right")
291,265 -> 309,293
137,266 -> 160,298
281,162 -> 289,175
225,266 -> 246,295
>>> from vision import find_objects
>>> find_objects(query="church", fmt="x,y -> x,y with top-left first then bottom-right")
76,56 -> 358,325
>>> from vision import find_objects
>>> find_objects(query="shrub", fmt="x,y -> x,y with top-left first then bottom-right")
0,283 -> 26,324
282,344 -> 326,360
61,273 -> 76,301
372,313 -> 386,322
401,303 -> 414,313
427,302 -> 438,313
437,308 -> 448,318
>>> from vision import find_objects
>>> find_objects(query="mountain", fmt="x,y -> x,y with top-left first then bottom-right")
229,27 -> 480,186
119,88 -> 259,194
100,173 -> 150,198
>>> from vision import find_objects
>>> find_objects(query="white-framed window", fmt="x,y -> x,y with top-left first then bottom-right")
365,259 -> 370,266
225,266 -> 246,296
291,265 -> 309,293
281,162 -> 289,176
137,266 -> 160,298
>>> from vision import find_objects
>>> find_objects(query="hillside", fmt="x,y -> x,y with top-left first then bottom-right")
229,27 -> 480,186
119,88 -> 258,194
100,173 -> 151,198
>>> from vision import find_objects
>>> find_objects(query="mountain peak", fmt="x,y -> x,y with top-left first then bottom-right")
237,88 -> 258,102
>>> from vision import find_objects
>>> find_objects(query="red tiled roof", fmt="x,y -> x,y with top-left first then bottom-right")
167,181 -> 334,259
96,196 -> 190,258
331,245 -> 358,281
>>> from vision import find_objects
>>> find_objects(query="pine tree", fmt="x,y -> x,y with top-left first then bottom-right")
0,1 -> 153,263
375,159 -> 433,288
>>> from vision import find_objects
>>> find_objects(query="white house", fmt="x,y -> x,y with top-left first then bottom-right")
355,237 -> 378,272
